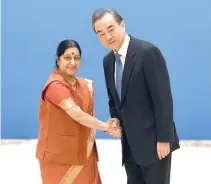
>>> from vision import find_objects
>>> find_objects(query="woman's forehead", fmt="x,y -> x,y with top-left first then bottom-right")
64,47 -> 80,55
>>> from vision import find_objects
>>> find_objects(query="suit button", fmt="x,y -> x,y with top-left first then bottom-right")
121,109 -> 124,112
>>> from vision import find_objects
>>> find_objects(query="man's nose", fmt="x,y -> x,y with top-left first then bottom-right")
105,33 -> 112,40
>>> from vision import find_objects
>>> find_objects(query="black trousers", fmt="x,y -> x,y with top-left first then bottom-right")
123,133 -> 171,184
124,146 -> 172,184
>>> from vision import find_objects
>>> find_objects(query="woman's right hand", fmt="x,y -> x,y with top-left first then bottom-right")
104,119 -> 122,138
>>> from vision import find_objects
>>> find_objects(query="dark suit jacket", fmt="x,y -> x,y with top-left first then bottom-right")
103,36 -> 180,166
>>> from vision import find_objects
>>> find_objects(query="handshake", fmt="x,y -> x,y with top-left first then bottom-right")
104,118 -> 122,139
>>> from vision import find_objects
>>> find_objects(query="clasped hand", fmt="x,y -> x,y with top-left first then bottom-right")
105,118 -> 122,139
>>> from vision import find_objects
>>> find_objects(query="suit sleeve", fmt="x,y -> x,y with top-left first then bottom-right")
143,46 -> 173,142
103,57 -> 119,119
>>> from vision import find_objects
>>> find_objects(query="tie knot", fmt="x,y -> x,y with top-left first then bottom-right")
115,53 -> 121,61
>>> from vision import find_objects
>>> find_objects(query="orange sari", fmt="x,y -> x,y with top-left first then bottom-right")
39,77 -> 102,184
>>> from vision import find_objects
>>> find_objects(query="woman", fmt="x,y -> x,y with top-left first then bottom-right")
36,39 -> 121,184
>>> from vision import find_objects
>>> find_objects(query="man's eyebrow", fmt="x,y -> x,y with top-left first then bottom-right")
96,25 -> 114,34
96,30 -> 103,34
107,25 -> 114,30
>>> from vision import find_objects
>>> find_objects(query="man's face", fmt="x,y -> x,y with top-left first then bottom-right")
94,13 -> 126,51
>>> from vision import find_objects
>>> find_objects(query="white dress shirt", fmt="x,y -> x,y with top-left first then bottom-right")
114,34 -> 130,84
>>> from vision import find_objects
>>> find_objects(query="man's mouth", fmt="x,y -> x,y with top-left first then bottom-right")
109,41 -> 115,45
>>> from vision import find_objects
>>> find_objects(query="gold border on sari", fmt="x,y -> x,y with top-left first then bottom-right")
84,79 -> 94,97
59,98 -> 77,112
59,128 -> 96,184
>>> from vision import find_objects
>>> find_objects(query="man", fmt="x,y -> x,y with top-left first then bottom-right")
92,9 -> 180,184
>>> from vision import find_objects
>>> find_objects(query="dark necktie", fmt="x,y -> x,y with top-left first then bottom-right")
115,53 -> 122,101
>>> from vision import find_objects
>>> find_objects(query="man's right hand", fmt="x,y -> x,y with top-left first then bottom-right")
106,118 -> 122,138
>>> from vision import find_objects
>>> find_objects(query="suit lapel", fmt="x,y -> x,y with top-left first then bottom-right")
121,38 -> 136,104
107,52 -> 121,105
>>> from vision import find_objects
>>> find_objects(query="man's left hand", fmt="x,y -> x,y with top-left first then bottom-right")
157,142 -> 170,160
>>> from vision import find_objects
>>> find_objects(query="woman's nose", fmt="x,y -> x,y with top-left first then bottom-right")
69,59 -> 76,66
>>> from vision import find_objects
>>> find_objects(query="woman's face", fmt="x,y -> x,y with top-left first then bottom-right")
57,47 -> 81,77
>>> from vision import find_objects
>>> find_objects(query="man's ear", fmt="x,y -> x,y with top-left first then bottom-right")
120,20 -> 125,28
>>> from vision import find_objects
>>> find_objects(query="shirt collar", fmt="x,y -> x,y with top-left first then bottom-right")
114,34 -> 130,57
